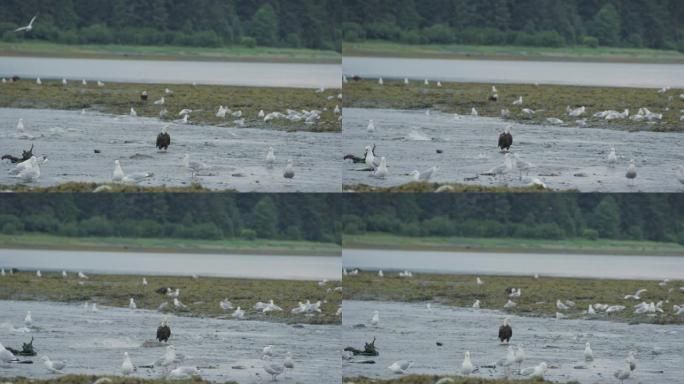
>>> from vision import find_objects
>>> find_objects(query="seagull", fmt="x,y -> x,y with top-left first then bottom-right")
472,300 -> 480,308
173,298 -> 187,309
82,79 -> 88,85
626,159 -> 637,185
476,277 -> 484,286
263,362 -> 284,381
122,352 -> 135,375
284,352 -> 294,372
521,108 -> 535,118
404,78 -> 409,85
130,108 -> 137,117
588,304 -> 596,314
371,310 -> 380,326
461,351 -> 474,375
378,77 -> 383,85
219,298 -> 233,311
371,157 -> 388,178
14,14 -> 38,32
624,289 -> 647,300
129,298 -> 137,309
556,311 -> 566,319
258,110 -> 265,118
0,342 -> 19,364
24,311 -> 32,327
153,97 -> 165,105
521,362 -> 547,379
155,345 -> 177,367
626,351 -> 636,371
556,299 -> 570,310
266,147 -> 276,167
387,360 -> 413,374
62,270 -> 68,278
488,153 -> 514,180
41,356 -> 66,374
614,362 -> 631,383
178,109 -> 193,116
36,77 -> 41,85
497,346 -> 516,374
606,305 -> 626,313
378,270 -> 384,277
142,277 -> 148,287
97,81 -> 105,87
263,345 -> 274,357
367,119 -> 375,133
91,303 -> 99,312
607,146 -> 618,166
410,166 -> 437,182
584,342 -> 594,361
513,154 -> 532,178
471,107 -> 478,116
78,271 -> 88,279
512,96 -> 523,106
283,159 -> 295,179
13,157 -> 40,182
232,306 -> 245,319
514,344 -> 526,371
183,154 -> 209,178
36,270 -> 42,277
170,366 -> 200,378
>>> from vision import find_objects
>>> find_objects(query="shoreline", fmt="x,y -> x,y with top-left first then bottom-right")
343,41 -> 684,65
342,272 -> 684,325
343,234 -> 684,257
0,233 -> 341,257
0,272 -> 342,325
0,377 -> 234,384
0,41 -> 341,65
343,80 -> 684,132
0,80 -> 342,132
344,376 -> 564,384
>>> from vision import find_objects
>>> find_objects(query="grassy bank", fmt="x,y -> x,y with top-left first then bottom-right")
344,376 -> 556,384
0,41 -> 341,64
344,182 -> 549,193
344,79 -> 684,132
343,233 -> 684,256
0,79 -> 342,132
0,376 -> 234,384
0,233 -> 341,256
0,271 -> 341,325
344,40 -> 684,64
343,271 -> 684,325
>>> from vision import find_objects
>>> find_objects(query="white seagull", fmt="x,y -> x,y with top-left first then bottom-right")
24,311 -> 32,327
367,119 -> 375,133
129,298 -> 137,309
371,157 -> 388,178
122,352 -> 135,375
154,97 -> 165,105
607,146 -> 618,166
410,166 -> 437,182
624,289 -> 647,300
15,14 -> 38,32
371,310 -> 380,326
461,351 -> 474,375
387,360 -> 413,374
183,154 -> 209,178
626,159 -> 637,185
41,356 -> 66,374
232,306 -> 245,319
584,342 -> 593,361
219,298 -> 233,311
266,147 -> 276,167
521,362 -> 547,379
283,159 -> 295,179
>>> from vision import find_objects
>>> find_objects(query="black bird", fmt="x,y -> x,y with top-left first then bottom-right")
498,126 -> 513,152
156,125 -> 171,151
140,91 -> 149,101
498,317 -> 512,344
156,317 -> 171,342
489,94 -> 499,102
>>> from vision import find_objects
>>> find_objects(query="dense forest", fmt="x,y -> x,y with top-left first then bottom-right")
0,194 -> 341,244
343,0 -> 684,51
343,194 -> 684,244
0,0 -> 341,51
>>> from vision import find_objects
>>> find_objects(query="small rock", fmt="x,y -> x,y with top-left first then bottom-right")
94,149 -> 101,154
436,149 -> 443,154
574,173 -> 588,177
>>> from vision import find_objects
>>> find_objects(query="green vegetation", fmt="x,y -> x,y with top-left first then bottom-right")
0,377 -> 232,384
0,271 -> 341,325
343,1 -> 684,51
0,233 -> 340,256
344,182 -> 549,193
0,80 -> 342,132
0,182 -> 212,193
0,41 -> 340,63
342,194 -> 684,244
343,40 -> 684,64
0,194 -> 341,244
344,79 -> 684,132
344,377 -> 557,384
344,233 -> 684,256
0,0 -> 340,52
343,271 -> 684,325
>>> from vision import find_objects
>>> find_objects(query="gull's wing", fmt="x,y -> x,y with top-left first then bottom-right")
14,26 -> 28,32
29,14 -> 38,27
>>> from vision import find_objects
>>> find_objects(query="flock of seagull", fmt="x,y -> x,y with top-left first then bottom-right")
343,269 -> 683,383
0,269 -> 342,382
348,78 -> 684,189
2,77 -> 343,186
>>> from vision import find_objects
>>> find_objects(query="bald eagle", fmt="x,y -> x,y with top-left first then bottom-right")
498,317 -> 512,343
498,126 -> 513,152
156,125 -> 171,151
157,317 -> 171,343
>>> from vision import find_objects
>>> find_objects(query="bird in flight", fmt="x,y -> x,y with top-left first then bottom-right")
15,14 -> 38,33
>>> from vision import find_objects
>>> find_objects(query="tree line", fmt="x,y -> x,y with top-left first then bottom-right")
0,0 -> 341,51
343,194 -> 684,244
343,0 -> 684,51
0,194 -> 341,244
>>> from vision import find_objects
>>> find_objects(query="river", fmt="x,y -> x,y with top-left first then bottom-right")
343,249 -> 684,280
342,300 -> 684,383
0,300 -> 341,383
0,249 -> 341,281
343,57 -> 684,88
0,56 -> 341,89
